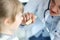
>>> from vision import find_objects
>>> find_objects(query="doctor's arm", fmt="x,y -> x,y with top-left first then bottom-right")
24,0 -> 42,13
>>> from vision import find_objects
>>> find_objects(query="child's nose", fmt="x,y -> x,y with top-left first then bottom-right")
51,6 -> 58,13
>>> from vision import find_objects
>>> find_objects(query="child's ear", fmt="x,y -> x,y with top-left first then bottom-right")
4,18 -> 12,25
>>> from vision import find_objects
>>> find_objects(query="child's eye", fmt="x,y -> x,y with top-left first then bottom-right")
58,6 -> 60,9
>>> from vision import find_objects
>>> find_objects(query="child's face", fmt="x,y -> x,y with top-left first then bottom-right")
9,12 -> 23,31
50,0 -> 60,16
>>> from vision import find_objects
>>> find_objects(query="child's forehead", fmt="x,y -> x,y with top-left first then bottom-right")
51,0 -> 60,6
52,0 -> 60,4
55,0 -> 60,7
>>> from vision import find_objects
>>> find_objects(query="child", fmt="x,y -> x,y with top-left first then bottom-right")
0,0 -> 23,40
0,0 -> 35,40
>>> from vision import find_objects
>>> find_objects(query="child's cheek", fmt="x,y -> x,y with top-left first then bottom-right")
58,10 -> 60,16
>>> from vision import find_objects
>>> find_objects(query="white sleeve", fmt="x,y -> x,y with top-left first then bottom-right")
24,0 -> 42,13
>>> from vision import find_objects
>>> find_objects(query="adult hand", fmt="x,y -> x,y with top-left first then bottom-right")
21,12 -> 36,25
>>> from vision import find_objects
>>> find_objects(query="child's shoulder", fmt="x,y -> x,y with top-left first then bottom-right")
0,34 -> 19,40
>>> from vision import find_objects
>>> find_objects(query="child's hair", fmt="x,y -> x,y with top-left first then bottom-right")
0,0 -> 23,30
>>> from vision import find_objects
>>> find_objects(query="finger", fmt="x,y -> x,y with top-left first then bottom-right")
25,13 -> 30,21
28,13 -> 32,19
22,15 -> 26,24
32,14 -> 35,23
31,14 -> 37,23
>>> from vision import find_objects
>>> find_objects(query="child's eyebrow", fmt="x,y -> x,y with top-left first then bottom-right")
52,0 -> 55,4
